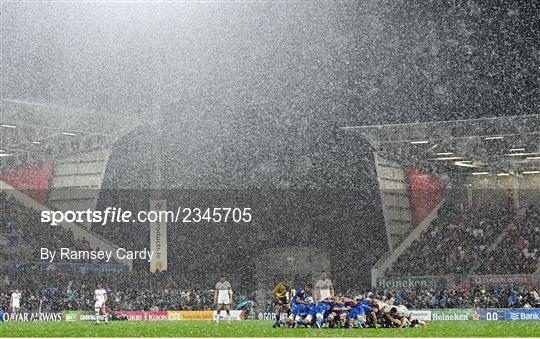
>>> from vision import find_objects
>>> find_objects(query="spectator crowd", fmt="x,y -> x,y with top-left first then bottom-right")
2,262 -> 538,314
0,192 -> 93,263
388,194 -> 539,277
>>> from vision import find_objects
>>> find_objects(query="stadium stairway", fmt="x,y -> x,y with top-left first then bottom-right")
370,199 -> 444,286
0,179 -> 132,268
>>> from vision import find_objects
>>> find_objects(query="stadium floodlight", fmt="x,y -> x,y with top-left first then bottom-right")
497,173 -> 510,176
484,136 -> 504,140
472,172 -> 489,175
61,132 -> 77,136
433,156 -> 464,160
1,124 -> 16,128
522,171 -> 540,174
506,152 -> 540,157
437,152 -> 454,156
454,161 -> 478,168
410,140 -> 429,144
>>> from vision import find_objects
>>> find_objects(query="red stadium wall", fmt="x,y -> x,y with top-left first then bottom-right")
407,166 -> 446,224
0,161 -> 54,204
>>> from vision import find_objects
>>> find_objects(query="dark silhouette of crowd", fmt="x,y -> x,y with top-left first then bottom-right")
477,205 -> 540,274
2,258 -> 538,314
0,264 -> 255,312
0,192 -> 92,262
364,285 -> 540,310
388,194 -> 539,277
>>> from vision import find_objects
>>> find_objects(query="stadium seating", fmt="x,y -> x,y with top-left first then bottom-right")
0,191 -> 92,262
386,197 -> 519,277
476,206 -> 540,274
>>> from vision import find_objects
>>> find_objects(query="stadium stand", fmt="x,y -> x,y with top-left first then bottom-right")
387,195 -> 517,276
476,205 -> 540,275
0,191 -> 92,262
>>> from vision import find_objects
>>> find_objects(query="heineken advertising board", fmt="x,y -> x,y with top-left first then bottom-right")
376,276 -> 447,289
431,309 -> 478,321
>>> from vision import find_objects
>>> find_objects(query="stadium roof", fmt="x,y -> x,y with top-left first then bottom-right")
342,114 -> 540,175
0,99 -> 143,156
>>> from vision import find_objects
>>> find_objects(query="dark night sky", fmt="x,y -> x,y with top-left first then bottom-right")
2,1 -> 538,128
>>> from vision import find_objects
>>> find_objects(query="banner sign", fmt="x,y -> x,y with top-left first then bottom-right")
61,308 -> 540,322
214,310 -> 245,321
410,310 -> 432,321
63,311 -> 80,321
70,311 -> 119,322
78,312 -> 98,321
2,312 -> 63,322
168,310 -> 214,321
376,276 -> 447,289
504,309 -> 540,321
469,275 -> 536,286
115,311 -> 167,321
64,310 -> 245,321
431,309 -> 477,321
149,199 -> 168,272
7,261 -> 130,273
475,309 -> 505,321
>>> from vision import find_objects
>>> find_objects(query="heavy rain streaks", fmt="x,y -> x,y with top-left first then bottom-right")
0,1 -> 539,336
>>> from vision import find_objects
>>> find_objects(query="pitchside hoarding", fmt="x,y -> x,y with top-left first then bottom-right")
431,309 -> 540,321
431,309 -> 477,321
62,310 -> 245,321
167,311 -> 214,321
49,308 -> 540,322
476,309 -> 505,321
2,312 -> 63,322
116,311 -> 168,321
410,310 -> 432,321
504,309 -> 540,321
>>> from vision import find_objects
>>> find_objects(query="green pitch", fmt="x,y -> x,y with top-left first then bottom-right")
1,320 -> 539,337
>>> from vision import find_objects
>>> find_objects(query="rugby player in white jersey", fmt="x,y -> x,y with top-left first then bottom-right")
370,298 -> 396,327
94,283 -> 109,324
10,288 -> 21,314
389,304 -> 427,328
314,271 -> 334,302
214,275 -> 233,326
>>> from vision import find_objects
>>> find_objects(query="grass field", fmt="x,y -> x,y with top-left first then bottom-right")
1,320 -> 540,337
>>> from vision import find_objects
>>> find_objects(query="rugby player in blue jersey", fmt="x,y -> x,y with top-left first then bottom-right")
288,284 -> 313,327
348,295 -> 374,328
303,297 -> 335,329
327,297 -> 354,328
